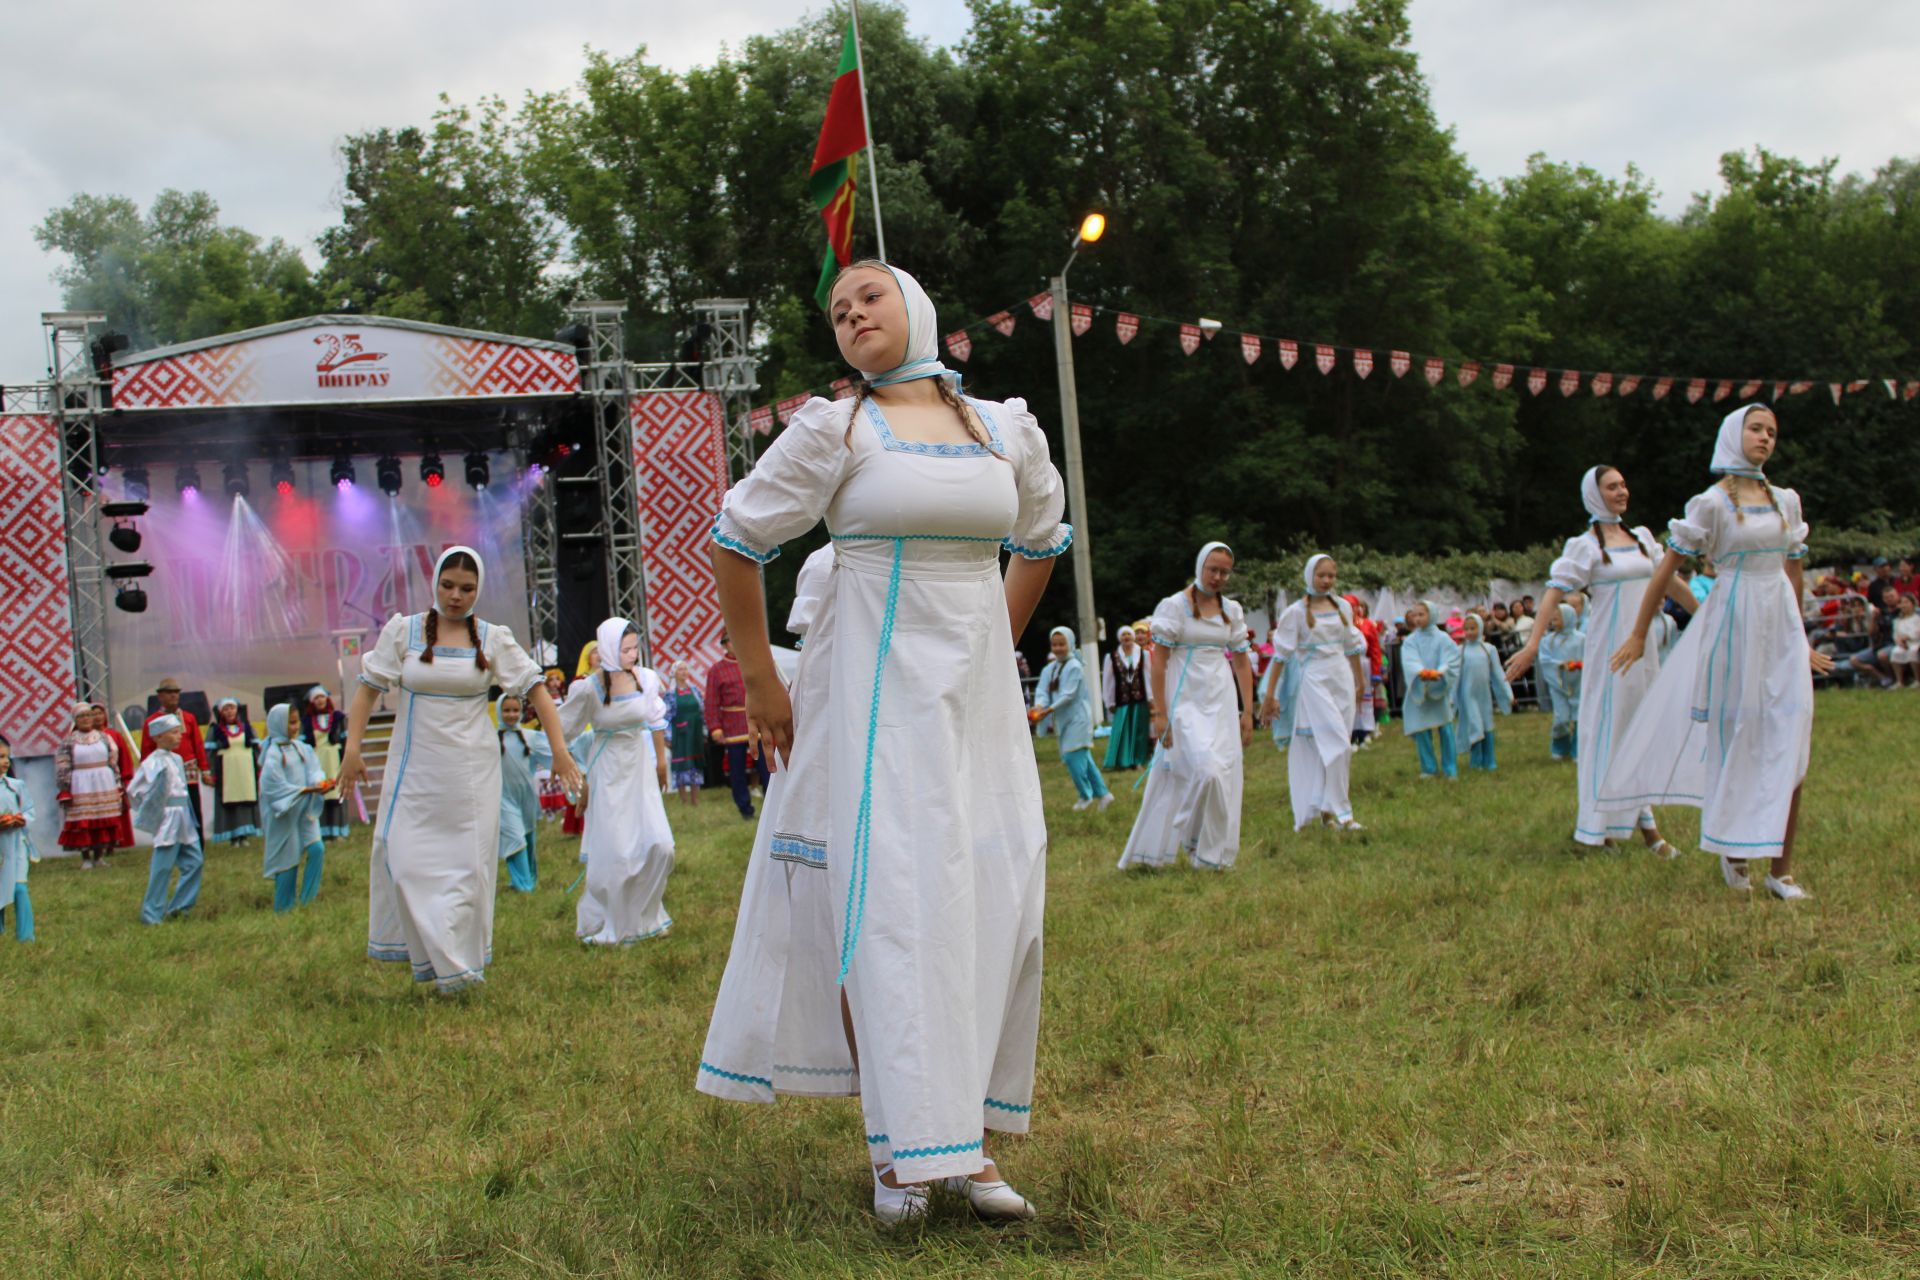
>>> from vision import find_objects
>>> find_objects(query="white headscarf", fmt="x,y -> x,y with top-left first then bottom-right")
147,713 -> 183,738
1115,625 -> 1140,669
433,545 -> 485,620
1193,541 -> 1233,595
1580,466 -> 1621,525
1049,624 -> 1077,654
306,685 -> 331,707
595,617 -> 636,674
849,264 -> 956,389
1302,553 -> 1335,597
1711,403 -> 1769,479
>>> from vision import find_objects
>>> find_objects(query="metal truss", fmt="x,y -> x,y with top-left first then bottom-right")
0,381 -> 54,415
520,455 -> 559,671
567,301 -> 653,666
45,311 -> 113,707
691,298 -> 760,480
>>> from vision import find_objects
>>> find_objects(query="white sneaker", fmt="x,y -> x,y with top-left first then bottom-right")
1720,857 -> 1752,892
1070,798 -> 1092,811
1765,874 -> 1811,901
940,1175 -> 1037,1221
1334,817 -> 1365,832
872,1164 -> 929,1225
1095,793 -> 1115,812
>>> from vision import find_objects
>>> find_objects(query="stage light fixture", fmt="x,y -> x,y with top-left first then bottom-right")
464,451 -> 490,490
420,452 -> 445,488
223,460 -> 250,500
176,463 -> 201,496
330,455 -> 356,489
109,524 -> 142,553
109,559 -> 153,614
124,466 -> 150,501
114,583 -> 149,614
270,458 -> 295,496
376,454 -> 403,496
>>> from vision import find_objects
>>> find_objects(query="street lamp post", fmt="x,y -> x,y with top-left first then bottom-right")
1049,213 -> 1106,718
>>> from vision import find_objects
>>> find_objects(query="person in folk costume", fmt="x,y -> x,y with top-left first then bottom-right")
1601,404 -> 1832,899
142,677 -> 211,841
706,632 -> 769,818
258,704 -> 331,911
573,640 -> 599,680
1032,625 -> 1113,811
536,669 -> 569,819
302,686 -> 351,840
560,618 -> 675,945
205,698 -> 262,845
701,261 -> 1064,1224
1118,542 -> 1256,870
1346,595 -> 1383,746
335,547 -> 583,994
1505,464 -> 1694,856
666,660 -> 708,807
56,703 -> 125,869
494,692 -> 549,894
0,737 -> 37,941
1257,621 -> 1305,753
1452,612 -> 1514,771
1101,626 -> 1154,770
1536,603 -> 1585,762
1262,555 -> 1368,830
1649,610 -> 1680,661
560,724 -> 593,837
90,704 -> 139,852
128,714 -> 203,924
1398,601 -> 1462,779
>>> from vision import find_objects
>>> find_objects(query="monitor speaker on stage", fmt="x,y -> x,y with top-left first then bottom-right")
146,691 -> 213,729
264,683 -> 327,720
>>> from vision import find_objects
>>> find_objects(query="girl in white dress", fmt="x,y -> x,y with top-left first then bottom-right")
701,263 -> 1063,1223
1601,404 -> 1832,898
1261,554 -> 1366,831
1118,543 -> 1255,869
1505,465 -> 1694,854
337,546 -> 582,993
562,618 -> 675,945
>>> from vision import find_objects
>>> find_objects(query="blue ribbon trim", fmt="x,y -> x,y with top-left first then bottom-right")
700,1061 -> 774,1089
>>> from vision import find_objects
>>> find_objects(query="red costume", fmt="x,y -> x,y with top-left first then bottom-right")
702,655 -> 750,746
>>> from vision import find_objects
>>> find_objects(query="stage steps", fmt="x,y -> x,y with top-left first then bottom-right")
354,710 -> 395,818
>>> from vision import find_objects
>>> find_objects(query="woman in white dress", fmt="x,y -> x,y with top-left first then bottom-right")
1261,554 -> 1366,831
562,617 -> 675,945
700,263 -> 1063,1223
1118,542 -> 1255,869
1601,404 -> 1832,898
1505,465 -> 1693,854
336,546 -> 581,993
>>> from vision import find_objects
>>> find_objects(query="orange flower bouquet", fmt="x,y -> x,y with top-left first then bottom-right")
1417,668 -> 1443,681
1565,660 -> 1584,672
1027,706 -> 1051,724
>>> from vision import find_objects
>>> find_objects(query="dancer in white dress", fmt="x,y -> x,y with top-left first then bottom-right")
562,617 -> 675,945
701,262 -> 1062,1223
337,546 -> 582,993
1118,542 -> 1255,869
1261,554 -> 1366,831
1506,464 -> 1694,854
1600,404 -> 1832,898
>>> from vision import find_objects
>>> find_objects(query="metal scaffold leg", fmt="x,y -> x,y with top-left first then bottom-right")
692,298 -> 760,481
46,310 -> 113,707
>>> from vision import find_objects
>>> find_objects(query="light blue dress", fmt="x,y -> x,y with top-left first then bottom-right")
259,704 -> 327,911
1453,636 -> 1513,769
498,726 -> 549,892
1538,604 -> 1585,760
1033,649 -> 1108,802
1398,617 -> 1461,777
0,775 -> 34,940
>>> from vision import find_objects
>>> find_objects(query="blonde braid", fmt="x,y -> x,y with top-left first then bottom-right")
1723,475 -> 1745,523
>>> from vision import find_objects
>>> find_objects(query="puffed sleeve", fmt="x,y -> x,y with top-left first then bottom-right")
642,669 -> 671,733
1545,534 -> 1599,594
558,675 -> 600,740
1270,602 -> 1308,660
1223,598 -> 1251,653
358,613 -> 410,692
486,623 -> 544,699
1149,594 -> 1187,649
1777,486 -> 1810,559
1341,609 -> 1367,659
996,398 -> 1073,560
1667,489 -> 1720,558
711,398 -> 853,563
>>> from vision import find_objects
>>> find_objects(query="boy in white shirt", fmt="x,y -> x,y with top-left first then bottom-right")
128,715 -> 204,924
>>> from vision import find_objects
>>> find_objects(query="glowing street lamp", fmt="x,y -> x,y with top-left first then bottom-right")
1049,212 -> 1106,712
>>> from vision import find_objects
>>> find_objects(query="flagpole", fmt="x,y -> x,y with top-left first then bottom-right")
849,0 -> 888,261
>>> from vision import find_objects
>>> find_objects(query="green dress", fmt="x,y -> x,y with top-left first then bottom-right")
668,687 -> 707,787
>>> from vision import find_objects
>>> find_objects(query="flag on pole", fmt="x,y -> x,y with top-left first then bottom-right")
810,18 -> 867,307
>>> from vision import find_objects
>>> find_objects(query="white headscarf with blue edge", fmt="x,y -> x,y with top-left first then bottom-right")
595,617 -> 635,674
1580,466 -> 1621,525
1193,541 -> 1233,594
434,545 -> 485,620
1711,403 -> 1770,479
847,264 -> 956,390
1302,553 -> 1335,596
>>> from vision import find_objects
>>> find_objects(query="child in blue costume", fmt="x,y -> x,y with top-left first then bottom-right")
1032,625 -> 1112,810
258,704 -> 331,911
1452,612 -> 1513,771
1398,601 -> 1461,779
129,715 -> 204,924
0,737 -> 35,941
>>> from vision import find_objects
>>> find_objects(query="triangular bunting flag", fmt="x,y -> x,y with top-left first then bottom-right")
1772,381 -> 1787,401
1685,378 -> 1706,404
1712,379 -> 1732,402
1314,344 -> 1336,375
1847,379 -> 1869,393
749,406 -> 774,436
1353,349 -> 1374,379
1116,313 -> 1139,345
1652,376 -> 1673,400
1241,334 -> 1261,365
945,330 -> 972,362
1558,369 -> 1580,396
1491,363 -> 1513,390
988,311 -> 1016,337
1458,361 -> 1481,387
1526,368 -> 1548,395
777,393 -> 807,424
1278,339 -> 1299,370
1829,383 -> 1843,404
1739,379 -> 1761,399
1617,375 -> 1642,396
1788,381 -> 1814,395
1070,303 -> 1092,337
1590,371 -> 1614,396
1885,378 -> 1898,399
831,377 -> 855,401
1390,350 -> 1411,378
1424,357 -> 1445,386
1179,324 -> 1201,356
1028,292 -> 1053,321
1905,381 -> 1920,401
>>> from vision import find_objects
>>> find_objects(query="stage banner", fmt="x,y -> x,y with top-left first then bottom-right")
100,454 -> 531,723
630,390 -> 729,678
112,316 -> 580,410
0,415 -> 78,755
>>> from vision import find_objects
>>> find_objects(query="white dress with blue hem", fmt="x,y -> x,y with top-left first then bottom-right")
1544,528 -> 1664,845
561,669 -> 675,945
1599,487 -> 1813,858
1271,598 -> 1363,830
695,394 -> 1066,1185
1118,592 -> 1248,868
359,612 -> 543,993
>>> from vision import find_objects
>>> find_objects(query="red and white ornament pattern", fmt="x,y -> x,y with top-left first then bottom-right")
0,415 -> 78,756
630,392 -> 729,677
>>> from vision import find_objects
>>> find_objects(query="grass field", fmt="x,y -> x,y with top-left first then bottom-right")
3,690 -> 1917,1278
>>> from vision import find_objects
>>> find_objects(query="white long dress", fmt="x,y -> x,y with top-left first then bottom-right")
1600,486 -> 1813,858
563,670 -> 676,945
359,613 -> 542,993
696,393 -> 1068,1184
1118,592 -> 1249,869
1271,598 -> 1364,830
1543,527 -> 1666,845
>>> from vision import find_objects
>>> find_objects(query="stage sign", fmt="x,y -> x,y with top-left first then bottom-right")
112,316 -> 581,410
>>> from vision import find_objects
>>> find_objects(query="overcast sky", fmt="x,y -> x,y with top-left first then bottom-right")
3,1 -> 1914,382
